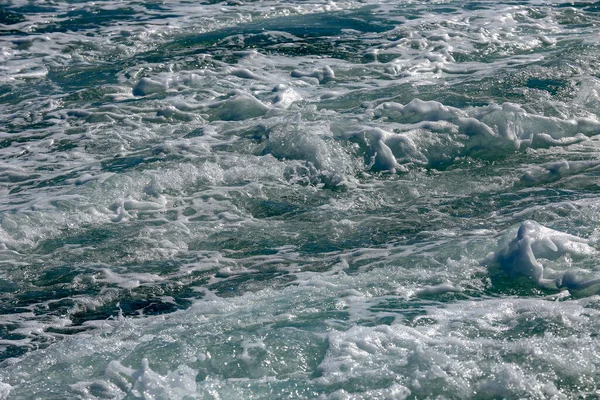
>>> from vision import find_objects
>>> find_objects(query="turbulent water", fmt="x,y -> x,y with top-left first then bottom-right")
2,0 -> 600,398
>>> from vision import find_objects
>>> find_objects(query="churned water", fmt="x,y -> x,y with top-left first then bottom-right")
1,0 -> 600,398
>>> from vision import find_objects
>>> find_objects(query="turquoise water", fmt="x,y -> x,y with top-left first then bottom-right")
1,0 -> 600,398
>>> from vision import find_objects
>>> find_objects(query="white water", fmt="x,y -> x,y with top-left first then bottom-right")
1,0 -> 600,398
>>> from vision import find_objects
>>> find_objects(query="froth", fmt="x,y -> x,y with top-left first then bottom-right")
487,220 -> 600,296
3,0 -> 600,397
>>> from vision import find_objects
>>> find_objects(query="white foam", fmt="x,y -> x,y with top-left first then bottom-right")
0,382 -> 11,400
208,93 -> 270,121
105,358 -> 197,400
487,220 -> 600,294
291,65 -> 335,84
521,160 -> 600,185
2,0 -> 600,398
321,383 -> 411,400
99,269 -> 163,290
0,251 -> 598,398
272,84 -> 303,109
338,99 -> 600,170
414,283 -> 461,297
229,67 -> 264,81
319,296 -> 600,398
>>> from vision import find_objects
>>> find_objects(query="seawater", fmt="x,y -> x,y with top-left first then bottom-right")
1,0 -> 600,398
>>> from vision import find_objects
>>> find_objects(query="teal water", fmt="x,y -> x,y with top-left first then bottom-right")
2,0 -> 600,398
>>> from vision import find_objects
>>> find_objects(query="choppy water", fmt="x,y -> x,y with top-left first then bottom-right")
1,0 -> 600,398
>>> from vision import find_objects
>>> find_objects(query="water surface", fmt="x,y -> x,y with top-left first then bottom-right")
1,0 -> 600,398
